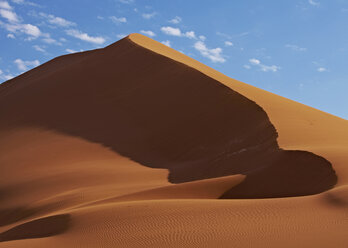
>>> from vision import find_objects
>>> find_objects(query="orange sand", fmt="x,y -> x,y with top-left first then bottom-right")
0,33 -> 347,247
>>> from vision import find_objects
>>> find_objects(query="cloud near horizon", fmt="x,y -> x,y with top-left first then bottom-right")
66,29 -> 105,44
194,41 -> 225,63
140,30 -> 155,37
161,26 -> 196,39
14,58 -> 39,71
248,58 -> 280,72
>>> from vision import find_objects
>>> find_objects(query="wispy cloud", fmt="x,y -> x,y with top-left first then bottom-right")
118,0 -> 134,4
0,7 -> 19,22
39,12 -> 76,27
33,44 -> 45,52
224,41 -> 233,47
194,41 -> 225,63
42,37 -> 59,45
140,30 -> 155,37
142,12 -> 156,19
0,68 -> 14,81
317,67 -> 327,72
7,33 -> 14,38
161,40 -> 170,47
248,58 -> 280,72
66,29 -> 105,44
11,0 -> 40,7
308,0 -> 319,6
161,26 -> 196,39
110,16 -> 127,24
1,21 -> 41,38
185,31 -> 196,39
249,58 -> 260,65
169,16 -> 181,24
66,48 -> 77,53
217,31 -> 249,39
14,58 -> 39,71
285,44 -> 307,51
199,35 -> 206,41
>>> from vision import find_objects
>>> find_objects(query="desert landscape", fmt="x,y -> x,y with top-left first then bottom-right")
0,33 -> 347,247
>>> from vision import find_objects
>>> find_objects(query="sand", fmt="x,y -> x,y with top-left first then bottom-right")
0,33 -> 347,247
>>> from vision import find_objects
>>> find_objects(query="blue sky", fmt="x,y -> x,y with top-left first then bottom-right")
1,0 -> 347,119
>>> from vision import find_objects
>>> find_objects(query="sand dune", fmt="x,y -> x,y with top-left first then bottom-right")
0,33 -> 347,247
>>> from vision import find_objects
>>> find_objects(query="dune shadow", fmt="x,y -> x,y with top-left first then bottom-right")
0,37 -> 337,199
0,214 -> 70,242
0,207 -> 37,227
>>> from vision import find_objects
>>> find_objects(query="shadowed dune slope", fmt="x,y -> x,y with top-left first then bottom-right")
0,34 -> 347,247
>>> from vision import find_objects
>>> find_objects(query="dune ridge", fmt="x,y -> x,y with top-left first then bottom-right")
0,34 -> 347,247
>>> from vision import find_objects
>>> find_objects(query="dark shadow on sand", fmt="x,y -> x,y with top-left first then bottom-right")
0,214 -> 70,242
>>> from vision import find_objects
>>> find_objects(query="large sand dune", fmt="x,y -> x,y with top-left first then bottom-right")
0,33 -> 347,247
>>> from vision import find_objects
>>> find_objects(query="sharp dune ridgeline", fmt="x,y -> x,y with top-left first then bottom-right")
0,33 -> 347,247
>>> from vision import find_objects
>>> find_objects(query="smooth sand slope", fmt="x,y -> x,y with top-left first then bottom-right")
0,33 -> 347,247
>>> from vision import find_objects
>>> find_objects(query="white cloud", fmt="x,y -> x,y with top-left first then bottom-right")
285,44 -> 307,51
7,33 -> 14,38
161,26 -> 196,39
0,1 -> 11,9
199,35 -> 206,41
225,41 -> 233,47
194,41 -> 225,63
39,12 -> 76,27
110,16 -> 127,24
169,16 -> 181,24
0,8 -> 19,22
161,40 -> 170,47
161,26 -> 181,36
184,31 -> 196,39
249,58 -> 260,65
21,23 -> 40,37
14,58 -> 39,71
140,30 -> 155,37
259,64 -> 280,72
248,58 -> 280,72
308,0 -> 319,6
142,12 -> 156,19
66,29 -> 105,44
1,21 -> 41,38
317,67 -> 327,72
33,44 -> 45,52
66,48 -> 77,53
243,65 -> 251,69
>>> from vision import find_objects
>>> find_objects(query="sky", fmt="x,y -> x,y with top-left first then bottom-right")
1,0 -> 347,120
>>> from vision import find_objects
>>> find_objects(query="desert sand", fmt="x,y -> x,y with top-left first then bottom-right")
0,33 -> 347,247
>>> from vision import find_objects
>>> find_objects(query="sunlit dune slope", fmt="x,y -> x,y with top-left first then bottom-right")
0,33 -> 347,247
